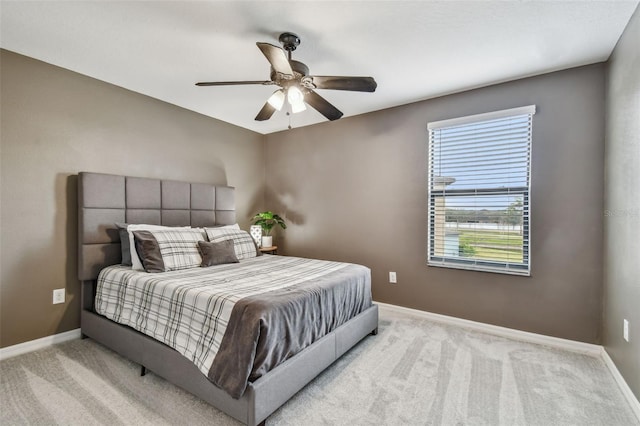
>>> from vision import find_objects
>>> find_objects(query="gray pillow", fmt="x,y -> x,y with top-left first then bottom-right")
133,230 -> 165,273
115,222 -> 132,266
198,239 -> 239,267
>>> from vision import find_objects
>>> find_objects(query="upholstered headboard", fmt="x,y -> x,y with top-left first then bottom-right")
78,172 -> 236,281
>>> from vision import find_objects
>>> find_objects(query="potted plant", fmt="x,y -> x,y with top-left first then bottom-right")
252,211 -> 286,247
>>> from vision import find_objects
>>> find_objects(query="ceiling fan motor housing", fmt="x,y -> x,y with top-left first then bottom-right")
270,60 -> 312,88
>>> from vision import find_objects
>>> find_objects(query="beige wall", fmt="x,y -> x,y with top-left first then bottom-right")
265,64 -> 605,344
2,31 -> 636,396
604,6 -> 640,398
2,39 -> 630,389
0,50 -> 265,347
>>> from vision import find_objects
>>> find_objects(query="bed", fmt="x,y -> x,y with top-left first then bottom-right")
77,171 -> 378,426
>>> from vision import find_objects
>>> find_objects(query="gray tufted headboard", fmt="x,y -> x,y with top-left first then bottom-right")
78,172 -> 236,281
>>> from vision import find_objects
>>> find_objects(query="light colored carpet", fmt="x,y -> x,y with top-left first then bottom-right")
1,306 -> 637,425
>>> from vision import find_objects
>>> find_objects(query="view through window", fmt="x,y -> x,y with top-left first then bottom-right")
427,106 -> 535,275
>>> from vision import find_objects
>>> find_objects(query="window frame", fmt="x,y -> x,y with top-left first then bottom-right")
427,105 -> 535,276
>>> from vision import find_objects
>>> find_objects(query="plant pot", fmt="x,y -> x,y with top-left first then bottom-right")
261,236 -> 273,248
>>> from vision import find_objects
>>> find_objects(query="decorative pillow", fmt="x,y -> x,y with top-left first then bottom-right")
119,223 -> 190,270
144,228 -> 205,272
132,230 -> 165,273
115,223 -> 133,266
197,240 -> 239,267
205,228 -> 260,260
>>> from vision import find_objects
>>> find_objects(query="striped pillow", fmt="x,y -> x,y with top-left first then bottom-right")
119,223 -> 191,270
144,228 -> 205,271
205,228 -> 259,260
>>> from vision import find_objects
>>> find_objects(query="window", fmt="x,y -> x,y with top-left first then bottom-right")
427,105 -> 535,275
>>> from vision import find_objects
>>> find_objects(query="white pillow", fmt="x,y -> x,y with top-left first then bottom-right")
216,223 -> 240,230
126,224 -> 190,270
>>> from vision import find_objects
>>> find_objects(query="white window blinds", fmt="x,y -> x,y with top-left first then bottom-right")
427,105 -> 535,275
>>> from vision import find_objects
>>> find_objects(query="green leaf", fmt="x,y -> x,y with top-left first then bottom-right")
252,210 -> 287,236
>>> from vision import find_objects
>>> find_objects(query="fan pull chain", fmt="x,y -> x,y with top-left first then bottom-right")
286,100 -> 293,129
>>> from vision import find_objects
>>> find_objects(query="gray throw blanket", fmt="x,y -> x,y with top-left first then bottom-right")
208,264 -> 372,398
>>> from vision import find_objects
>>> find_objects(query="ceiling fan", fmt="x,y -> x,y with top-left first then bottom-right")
196,32 -> 377,122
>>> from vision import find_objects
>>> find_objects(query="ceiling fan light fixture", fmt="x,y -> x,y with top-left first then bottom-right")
287,85 -> 304,103
287,86 -> 306,113
267,89 -> 285,111
290,99 -> 307,114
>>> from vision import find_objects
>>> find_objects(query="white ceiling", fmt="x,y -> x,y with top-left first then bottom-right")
1,1 -> 637,134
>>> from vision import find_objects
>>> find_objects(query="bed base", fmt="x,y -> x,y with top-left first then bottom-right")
76,173 -> 378,424
81,280 -> 378,426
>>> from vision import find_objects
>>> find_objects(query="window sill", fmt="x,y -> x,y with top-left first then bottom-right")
427,261 -> 530,277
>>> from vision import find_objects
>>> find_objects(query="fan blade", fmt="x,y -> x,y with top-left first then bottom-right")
310,76 -> 377,92
255,102 -> 276,121
196,81 -> 272,86
256,43 -> 294,77
305,91 -> 343,121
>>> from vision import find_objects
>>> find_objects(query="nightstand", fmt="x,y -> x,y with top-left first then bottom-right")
259,246 -> 278,255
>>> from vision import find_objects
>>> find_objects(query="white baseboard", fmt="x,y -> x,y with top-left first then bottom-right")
600,347 -> 640,420
375,302 -> 640,421
0,328 -> 81,361
375,302 -> 602,355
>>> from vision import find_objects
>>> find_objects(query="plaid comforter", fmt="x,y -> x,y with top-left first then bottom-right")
96,255 -> 371,397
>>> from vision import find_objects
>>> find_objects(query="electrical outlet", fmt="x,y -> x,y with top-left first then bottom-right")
389,271 -> 397,284
623,319 -> 629,342
53,288 -> 65,305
